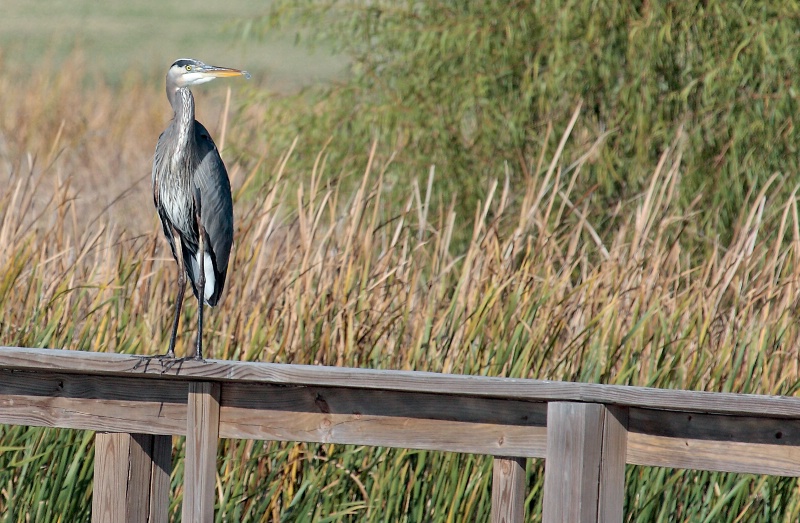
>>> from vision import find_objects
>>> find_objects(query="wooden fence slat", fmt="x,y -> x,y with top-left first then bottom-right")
0,370 -> 187,434
542,403 -> 629,523
127,434 -> 155,522
92,432 -> 128,523
627,407 -> 800,476
92,433 -> 171,523
598,407 -> 628,523
542,402 -> 605,523
182,382 -> 221,523
219,383 -> 548,457
148,434 -> 173,523
491,457 -> 526,523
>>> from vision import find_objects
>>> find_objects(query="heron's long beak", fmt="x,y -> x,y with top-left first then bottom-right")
201,65 -> 251,80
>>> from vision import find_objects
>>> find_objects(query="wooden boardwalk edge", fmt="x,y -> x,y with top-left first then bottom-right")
1,346 -> 799,522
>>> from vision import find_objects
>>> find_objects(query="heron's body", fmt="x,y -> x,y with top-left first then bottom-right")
153,113 -> 232,306
151,58 -> 248,359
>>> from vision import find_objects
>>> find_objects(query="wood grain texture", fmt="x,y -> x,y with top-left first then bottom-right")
491,457 -> 526,523
92,432 -> 129,523
627,407 -> 800,476
92,433 -> 170,523
2,347 -> 800,418
127,434 -> 155,522
148,434 -> 173,523
0,370 -> 187,434
218,383 -> 548,457
542,402 -> 604,523
598,407 -> 628,523
183,382 -> 220,523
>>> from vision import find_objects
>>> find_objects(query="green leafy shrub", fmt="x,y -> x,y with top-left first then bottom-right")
247,0 -> 800,239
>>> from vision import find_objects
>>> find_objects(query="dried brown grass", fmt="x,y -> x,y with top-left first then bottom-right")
2,51 -> 800,522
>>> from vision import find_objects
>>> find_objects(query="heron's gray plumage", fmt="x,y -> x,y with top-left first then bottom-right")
151,58 -> 247,359
153,113 -> 233,306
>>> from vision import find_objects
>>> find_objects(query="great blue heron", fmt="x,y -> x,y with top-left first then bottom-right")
152,58 -> 249,360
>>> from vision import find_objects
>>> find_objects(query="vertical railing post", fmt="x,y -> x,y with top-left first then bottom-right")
182,382 -> 221,523
598,406 -> 628,522
542,402 -> 628,523
92,432 -> 172,523
491,456 -> 526,523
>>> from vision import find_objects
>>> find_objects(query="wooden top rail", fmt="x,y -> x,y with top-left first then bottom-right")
1,345 -> 799,476
1,346 -> 799,418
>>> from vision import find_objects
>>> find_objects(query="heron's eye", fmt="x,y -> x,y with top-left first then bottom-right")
185,65 -> 193,71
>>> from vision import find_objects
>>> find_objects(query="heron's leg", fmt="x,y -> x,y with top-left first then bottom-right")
134,229 -> 185,370
195,235 -> 206,360
167,235 -> 187,359
194,193 -> 206,361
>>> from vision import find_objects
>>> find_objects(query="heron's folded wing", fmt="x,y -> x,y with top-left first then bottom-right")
192,122 -> 234,298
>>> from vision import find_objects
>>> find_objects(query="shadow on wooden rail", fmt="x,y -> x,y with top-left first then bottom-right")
0,346 -> 799,522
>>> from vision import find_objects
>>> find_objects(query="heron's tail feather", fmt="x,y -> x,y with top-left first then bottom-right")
182,247 -> 227,306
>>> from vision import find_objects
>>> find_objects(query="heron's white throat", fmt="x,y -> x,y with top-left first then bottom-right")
179,73 -> 216,87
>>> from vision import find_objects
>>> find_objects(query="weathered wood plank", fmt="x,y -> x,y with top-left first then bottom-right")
0,370 -> 187,434
491,457 -> 526,523
542,402 -> 605,523
1,347 -> 799,419
127,434 -> 155,522
148,434 -> 173,523
598,407 -> 628,523
218,383 -> 548,457
92,433 -> 170,523
92,432 -> 129,523
183,382 -> 220,523
627,408 -> 800,476
0,370 -> 548,456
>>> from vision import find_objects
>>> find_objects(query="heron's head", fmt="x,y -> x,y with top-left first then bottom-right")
167,58 -> 250,89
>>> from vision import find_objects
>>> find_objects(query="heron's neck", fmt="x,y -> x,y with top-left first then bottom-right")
170,87 -> 196,164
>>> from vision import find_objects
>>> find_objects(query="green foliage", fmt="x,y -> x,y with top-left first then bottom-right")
248,0 -> 800,237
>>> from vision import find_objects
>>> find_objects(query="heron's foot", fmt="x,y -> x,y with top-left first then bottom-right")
133,352 -> 188,373
192,339 -> 205,362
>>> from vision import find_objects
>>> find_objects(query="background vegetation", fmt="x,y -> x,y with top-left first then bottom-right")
1,0 -> 800,521
251,0 -> 800,242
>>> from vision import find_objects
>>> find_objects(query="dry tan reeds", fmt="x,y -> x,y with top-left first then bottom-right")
2,53 -> 800,522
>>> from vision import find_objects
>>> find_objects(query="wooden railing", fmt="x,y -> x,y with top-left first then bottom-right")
0,346 -> 798,522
